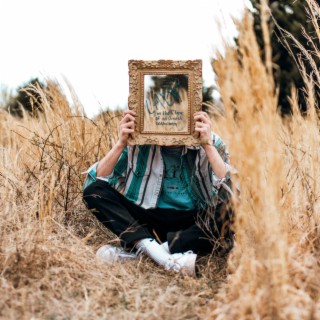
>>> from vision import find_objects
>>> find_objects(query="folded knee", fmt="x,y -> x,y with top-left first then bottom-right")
82,180 -> 102,207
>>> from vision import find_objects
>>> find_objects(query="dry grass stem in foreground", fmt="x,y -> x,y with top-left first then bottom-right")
210,7 -> 320,320
0,81 -> 227,320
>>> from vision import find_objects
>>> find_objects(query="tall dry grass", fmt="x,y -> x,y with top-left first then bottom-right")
1,1 -> 320,319
209,1 -> 320,319
0,81 -> 227,319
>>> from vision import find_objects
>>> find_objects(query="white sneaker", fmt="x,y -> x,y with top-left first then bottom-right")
136,239 -> 197,276
96,245 -> 137,264
171,251 -> 197,277
136,239 -> 174,268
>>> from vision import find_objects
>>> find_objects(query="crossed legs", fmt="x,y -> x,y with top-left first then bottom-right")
83,179 -> 233,255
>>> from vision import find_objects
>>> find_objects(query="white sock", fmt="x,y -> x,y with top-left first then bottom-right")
136,238 -> 176,269
161,241 -> 170,253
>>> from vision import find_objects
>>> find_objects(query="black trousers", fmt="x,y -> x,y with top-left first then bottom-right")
83,179 -> 234,255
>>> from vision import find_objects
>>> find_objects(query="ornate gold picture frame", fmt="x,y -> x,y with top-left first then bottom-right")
128,60 -> 202,146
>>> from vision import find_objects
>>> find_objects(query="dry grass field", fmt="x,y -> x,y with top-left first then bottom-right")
1,2 -> 320,319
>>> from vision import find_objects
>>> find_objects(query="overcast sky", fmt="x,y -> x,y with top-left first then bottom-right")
0,0 -> 247,117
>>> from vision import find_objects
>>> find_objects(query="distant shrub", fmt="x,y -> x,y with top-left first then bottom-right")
4,78 -> 46,118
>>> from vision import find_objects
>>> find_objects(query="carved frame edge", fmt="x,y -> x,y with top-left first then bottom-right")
128,59 -> 202,146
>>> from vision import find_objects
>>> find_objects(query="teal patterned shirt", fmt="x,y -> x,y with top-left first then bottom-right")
83,132 -> 233,210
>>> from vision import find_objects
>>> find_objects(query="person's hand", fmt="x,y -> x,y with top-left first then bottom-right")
117,110 -> 136,148
194,111 -> 213,146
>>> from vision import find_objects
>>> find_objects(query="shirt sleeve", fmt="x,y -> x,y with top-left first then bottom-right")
82,147 -> 129,191
209,132 -> 233,196
82,161 -> 99,190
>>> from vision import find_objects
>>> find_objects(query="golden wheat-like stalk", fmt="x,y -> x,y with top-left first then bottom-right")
210,4 -> 320,319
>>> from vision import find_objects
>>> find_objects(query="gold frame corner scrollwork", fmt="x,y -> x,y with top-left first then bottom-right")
128,59 -> 202,146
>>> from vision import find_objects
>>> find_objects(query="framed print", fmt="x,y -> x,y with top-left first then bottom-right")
128,60 -> 202,146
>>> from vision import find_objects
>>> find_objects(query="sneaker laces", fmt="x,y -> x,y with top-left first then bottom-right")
171,250 -> 197,277
164,257 -> 181,272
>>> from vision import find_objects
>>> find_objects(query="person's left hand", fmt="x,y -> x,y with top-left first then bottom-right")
194,111 -> 213,146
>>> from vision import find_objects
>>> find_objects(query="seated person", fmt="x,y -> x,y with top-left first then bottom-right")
83,110 -> 234,277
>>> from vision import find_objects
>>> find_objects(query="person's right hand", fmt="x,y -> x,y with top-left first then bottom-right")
117,110 -> 136,148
